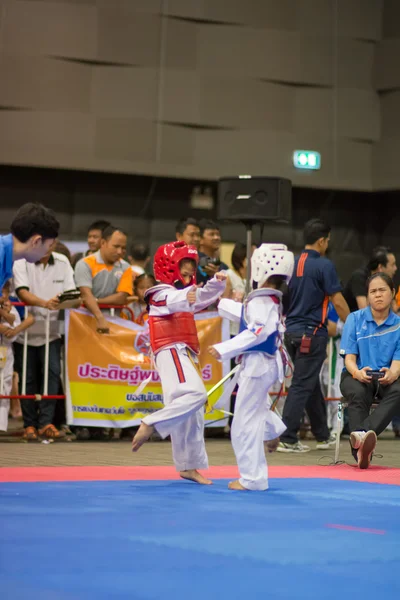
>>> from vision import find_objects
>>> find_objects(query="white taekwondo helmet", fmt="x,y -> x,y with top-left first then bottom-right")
251,243 -> 294,288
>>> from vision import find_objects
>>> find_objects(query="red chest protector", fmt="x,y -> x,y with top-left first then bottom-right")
148,312 -> 200,355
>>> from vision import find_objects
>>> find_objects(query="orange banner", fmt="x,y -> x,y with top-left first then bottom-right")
65,309 -> 230,428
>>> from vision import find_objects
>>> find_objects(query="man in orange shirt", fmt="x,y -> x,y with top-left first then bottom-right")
75,226 -> 133,334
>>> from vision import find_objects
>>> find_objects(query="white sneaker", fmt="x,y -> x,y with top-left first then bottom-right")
357,430 -> 377,469
350,431 -> 366,450
315,435 -> 337,450
277,441 -> 311,453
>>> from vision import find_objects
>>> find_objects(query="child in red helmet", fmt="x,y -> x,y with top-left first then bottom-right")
132,241 -> 227,485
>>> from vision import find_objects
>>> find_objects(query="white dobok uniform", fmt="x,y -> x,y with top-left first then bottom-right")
143,276 -> 225,472
0,306 -> 20,431
213,289 -> 287,491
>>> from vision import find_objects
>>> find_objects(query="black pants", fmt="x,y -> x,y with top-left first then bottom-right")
340,370 -> 400,435
14,340 -> 62,429
281,333 -> 330,444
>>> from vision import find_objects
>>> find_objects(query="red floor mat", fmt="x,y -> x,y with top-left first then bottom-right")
1,464 -> 399,484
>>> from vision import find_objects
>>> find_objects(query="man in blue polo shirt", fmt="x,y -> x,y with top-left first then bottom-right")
278,218 -> 349,452
0,203 -> 59,294
340,272 -> 400,468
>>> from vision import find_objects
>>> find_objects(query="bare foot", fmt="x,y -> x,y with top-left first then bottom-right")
131,422 -> 155,452
228,479 -> 248,491
179,469 -> 212,485
266,437 -> 280,453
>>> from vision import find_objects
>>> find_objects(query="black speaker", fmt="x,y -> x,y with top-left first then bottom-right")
217,176 -> 292,223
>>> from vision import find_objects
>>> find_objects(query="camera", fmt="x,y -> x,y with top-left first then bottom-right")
199,256 -> 221,268
366,370 -> 385,379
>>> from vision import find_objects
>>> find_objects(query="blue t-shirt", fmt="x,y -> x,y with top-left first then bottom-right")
285,249 -> 342,336
0,234 -> 13,291
327,302 -> 339,324
340,307 -> 400,371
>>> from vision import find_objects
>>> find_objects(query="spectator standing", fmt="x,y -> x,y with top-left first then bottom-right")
197,219 -> 228,286
13,242 -> 79,441
86,220 -> 111,256
175,218 -> 201,250
278,218 -> 350,453
127,243 -> 151,277
75,226 -> 133,334
0,203 -> 59,291
75,226 -> 132,440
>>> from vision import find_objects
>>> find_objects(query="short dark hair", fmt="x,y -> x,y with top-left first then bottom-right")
88,220 -> 110,234
367,246 -> 393,272
303,218 -> 331,245
266,274 -> 287,292
102,226 -> 127,241
129,243 -> 150,262
199,219 -> 220,237
367,272 -> 395,294
231,242 -> 247,272
71,252 -> 84,269
10,203 -> 59,243
175,217 -> 199,235
54,241 -> 71,263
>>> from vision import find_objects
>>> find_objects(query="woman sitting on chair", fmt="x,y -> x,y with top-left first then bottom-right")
340,273 -> 400,469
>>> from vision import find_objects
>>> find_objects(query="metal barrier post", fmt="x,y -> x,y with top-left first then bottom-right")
334,400 -> 343,463
43,310 -> 50,397
22,305 -> 28,396
327,337 -> 333,400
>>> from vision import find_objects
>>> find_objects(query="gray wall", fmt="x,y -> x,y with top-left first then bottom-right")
2,165 -> 399,287
0,0 -> 389,191
373,0 -> 400,189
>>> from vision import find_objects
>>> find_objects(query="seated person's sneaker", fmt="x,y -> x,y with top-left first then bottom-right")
38,424 -> 66,439
357,430 -> 377,469
22,426 -> 38,441
350,431 -> 365,450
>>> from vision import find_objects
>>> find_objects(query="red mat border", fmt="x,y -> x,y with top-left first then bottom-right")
0,464 -> 399,485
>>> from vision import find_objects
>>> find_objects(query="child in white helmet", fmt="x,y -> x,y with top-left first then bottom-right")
208,244 -> 294,491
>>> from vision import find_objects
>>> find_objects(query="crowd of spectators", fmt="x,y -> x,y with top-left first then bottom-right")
1,207 -> 400,464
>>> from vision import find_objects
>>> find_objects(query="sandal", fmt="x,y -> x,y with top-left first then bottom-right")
38,424 -> 66,439
22,426 -> 38,441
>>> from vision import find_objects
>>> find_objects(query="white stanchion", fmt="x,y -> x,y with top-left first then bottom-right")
43,311 -> 50,397
22,305 -> 28,396
334,400 -> 343,463
327,337 -> 333,400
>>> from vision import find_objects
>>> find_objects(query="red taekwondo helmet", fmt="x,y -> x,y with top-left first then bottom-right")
153,241 -> 199,287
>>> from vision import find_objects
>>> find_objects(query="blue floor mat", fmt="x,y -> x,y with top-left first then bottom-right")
0,478 -> 399,600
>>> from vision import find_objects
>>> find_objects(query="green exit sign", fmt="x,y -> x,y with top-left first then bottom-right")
293,150 -> 321,170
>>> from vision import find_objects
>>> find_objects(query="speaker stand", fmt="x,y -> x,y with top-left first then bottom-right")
242,220 -> 258,297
